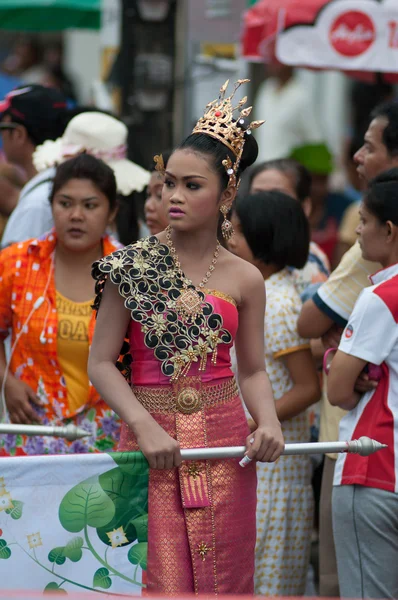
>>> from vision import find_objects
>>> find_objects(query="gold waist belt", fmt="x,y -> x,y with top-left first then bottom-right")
133,377 -> 239,415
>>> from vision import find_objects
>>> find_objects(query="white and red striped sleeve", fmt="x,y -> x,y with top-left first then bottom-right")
338,287 -> 398,365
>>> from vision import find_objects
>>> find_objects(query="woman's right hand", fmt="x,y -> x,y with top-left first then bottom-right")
134,415 -> 182,470
321,324 -> 344,350
5,377 -> 43,424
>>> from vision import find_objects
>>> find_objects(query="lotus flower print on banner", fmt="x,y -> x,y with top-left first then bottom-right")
0,453 -> 149,595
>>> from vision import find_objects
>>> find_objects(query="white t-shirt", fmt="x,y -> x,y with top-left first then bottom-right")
334,263 -> 398,493
1,167 -> 55,248
254,76 -> 323,162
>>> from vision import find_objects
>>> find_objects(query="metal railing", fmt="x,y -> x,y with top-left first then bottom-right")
0,423 -> 386,458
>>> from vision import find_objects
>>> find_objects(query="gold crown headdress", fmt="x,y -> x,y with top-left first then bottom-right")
192,79 -> 264,189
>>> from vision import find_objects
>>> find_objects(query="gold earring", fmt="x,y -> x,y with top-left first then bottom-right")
153,154 -> 165,176
220,204 -> 234,241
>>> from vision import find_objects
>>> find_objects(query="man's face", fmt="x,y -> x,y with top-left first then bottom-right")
354,117 -> 398,183
0,114 -> 20,164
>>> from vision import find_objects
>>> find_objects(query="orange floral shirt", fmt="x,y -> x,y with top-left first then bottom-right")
0,231 -> 122,456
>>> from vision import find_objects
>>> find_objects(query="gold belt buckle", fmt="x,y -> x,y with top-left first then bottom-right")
176,387 -> 201,414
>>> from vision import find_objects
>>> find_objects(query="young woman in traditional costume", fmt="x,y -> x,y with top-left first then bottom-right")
88,80 -> 284,595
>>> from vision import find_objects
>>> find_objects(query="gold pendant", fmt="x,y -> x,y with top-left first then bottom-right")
175,288 -> 203,322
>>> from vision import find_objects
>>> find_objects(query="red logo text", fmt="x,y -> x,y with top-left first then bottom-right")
389,21 -> 398,49
330,11 -> 375,57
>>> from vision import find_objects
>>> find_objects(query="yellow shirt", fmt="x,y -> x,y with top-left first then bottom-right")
56,291 -> 93,414
314,241 -> 379,324
338,201 -> 361,247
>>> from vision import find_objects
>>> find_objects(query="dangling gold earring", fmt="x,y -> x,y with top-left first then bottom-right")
220,204 -> 234,241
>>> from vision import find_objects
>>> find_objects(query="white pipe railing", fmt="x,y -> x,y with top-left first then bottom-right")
0,423 -> 89,441
0,423 -> 386,458
180,436 -> 386,460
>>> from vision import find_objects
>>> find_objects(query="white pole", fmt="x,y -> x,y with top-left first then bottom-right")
0,426 -> 386,457
0,423 -> 89,441
180,437 -> 386,460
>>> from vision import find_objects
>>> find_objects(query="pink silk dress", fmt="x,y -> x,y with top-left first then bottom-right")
119,292 -> 256,595
92,237 -> 257,596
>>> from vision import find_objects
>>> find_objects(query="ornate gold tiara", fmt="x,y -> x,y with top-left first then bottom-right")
192,79 -> 264,188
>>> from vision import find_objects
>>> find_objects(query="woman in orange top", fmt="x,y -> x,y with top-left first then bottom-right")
0,154 -> 122,455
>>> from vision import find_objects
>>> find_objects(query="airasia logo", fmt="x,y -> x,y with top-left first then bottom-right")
329,11 -> 375,57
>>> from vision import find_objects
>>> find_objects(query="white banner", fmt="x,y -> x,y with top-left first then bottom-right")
0,453 -> 148,595
276,0 -> 398,74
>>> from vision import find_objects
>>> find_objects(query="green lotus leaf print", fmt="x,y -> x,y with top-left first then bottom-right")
0,539 -> 11,559
130,515 -> 148,543
48,547 -> 66,565
44,582 -> 67,594
128,542 -> 148,570
96,457 -> 148,547
93,567 -> 112,589
63,536 -> 84,562
5,499 -> 23,520
0,452 -> 149,593
59,477 -> 115,533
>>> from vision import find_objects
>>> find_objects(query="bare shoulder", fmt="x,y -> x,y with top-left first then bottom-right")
218,248 -> 264,304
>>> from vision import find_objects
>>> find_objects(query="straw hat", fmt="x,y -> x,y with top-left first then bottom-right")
33,111 -> 150,195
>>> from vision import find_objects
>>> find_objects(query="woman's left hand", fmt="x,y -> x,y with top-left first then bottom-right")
245,422 -> 284,463
354,371 -> 378,394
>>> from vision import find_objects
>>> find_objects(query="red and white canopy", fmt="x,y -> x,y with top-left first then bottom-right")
242,0 -> 398,83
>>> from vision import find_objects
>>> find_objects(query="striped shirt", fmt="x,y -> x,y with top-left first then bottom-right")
313,242 -> 379,326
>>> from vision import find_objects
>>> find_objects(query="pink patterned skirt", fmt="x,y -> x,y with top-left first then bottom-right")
119,377 -> 257,595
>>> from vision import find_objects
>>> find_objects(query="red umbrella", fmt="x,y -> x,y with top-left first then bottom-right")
242,0 -> 291,61
242,0 -> 398,83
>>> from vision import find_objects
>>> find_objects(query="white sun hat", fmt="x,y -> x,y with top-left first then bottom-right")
33,111 -> 150,196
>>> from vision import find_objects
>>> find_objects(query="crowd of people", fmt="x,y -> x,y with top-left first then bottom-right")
0,68 -> 397,598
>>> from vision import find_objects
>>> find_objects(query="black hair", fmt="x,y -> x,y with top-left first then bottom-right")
177,128 -> 258,190
363,168 -> 398,225
370,101 -> 398,157
234,190 -> 309,269
8,118 -> 42,147
50,154 -> 117,210
149,149 -> 172,172
6,112 -> 65,148
247,158 -> 312,203
44,65 -> 77,103
347,134 -> 365,161
351,81 -> 394,139
15,35 -> 42,63
115,191 -> 140,245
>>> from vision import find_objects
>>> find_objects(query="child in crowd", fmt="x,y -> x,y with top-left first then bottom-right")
229,190 -> 320,595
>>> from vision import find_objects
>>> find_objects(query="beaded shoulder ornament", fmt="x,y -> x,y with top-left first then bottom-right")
92,237 -> 233,383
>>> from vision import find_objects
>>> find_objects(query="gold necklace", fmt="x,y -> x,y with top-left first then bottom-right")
165,225 -> 221,322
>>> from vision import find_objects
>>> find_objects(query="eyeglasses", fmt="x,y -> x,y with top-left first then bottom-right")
0,123 -> 19,133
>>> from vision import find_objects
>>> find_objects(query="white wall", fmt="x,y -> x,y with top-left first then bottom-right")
297,69 -> 350,162
63,30 -> 102,105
